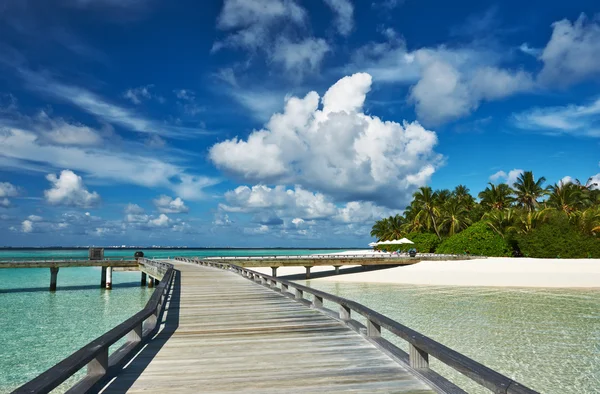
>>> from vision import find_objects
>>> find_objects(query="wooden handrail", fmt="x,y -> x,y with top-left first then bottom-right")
14,259 -> 174,394
176,257 -> 538,394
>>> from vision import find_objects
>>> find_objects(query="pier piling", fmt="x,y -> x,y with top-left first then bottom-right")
333,265 -> 341,274
271,267 -> 278,277
305,266 -> 311,279
100,267 -> 107,288
105,267 -> 112,290
49,267 -> 59,291
141,272 -> 147,286
148,277 -> 154,288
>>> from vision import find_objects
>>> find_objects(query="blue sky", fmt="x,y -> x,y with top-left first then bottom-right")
0,0 -> 599,247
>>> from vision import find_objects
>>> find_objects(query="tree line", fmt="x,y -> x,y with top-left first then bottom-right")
370,172 -> 600,257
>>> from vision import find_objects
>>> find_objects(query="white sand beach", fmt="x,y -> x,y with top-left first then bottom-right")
251,254 -> 600,288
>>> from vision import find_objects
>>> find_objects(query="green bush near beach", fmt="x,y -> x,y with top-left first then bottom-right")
436,222 -> 511,256
515,214 -> 600,258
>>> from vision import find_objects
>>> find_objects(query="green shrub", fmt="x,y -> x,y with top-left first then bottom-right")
436,221 -> 511,256
515,214 -> 600,258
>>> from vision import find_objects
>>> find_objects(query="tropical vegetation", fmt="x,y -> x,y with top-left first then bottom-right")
370,172 -> 600,257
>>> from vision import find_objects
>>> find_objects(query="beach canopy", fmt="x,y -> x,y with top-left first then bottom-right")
368,242 -> 378,247
375,238 -> 414,245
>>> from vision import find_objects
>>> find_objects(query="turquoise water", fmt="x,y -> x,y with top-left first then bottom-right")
0,249 -> 348,392
304,281 -> 600,394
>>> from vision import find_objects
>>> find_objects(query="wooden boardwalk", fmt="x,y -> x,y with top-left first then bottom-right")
102,261 -> 435,393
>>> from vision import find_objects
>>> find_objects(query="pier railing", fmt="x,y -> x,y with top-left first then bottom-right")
14,259 -> 174,394
200,253 -> 482,260
177,257 -> 538,394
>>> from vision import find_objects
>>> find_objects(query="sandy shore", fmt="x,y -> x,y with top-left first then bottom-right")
251,256 -> 600,288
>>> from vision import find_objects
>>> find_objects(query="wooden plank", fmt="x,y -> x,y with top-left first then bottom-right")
102,261 -> 436,394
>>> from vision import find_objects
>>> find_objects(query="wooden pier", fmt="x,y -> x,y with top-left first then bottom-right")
0,258 -> 163,291
15,258 -> 538,394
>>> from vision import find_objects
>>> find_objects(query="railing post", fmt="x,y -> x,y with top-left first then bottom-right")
295,288 -> 303,300
409,344 -> 429,369
313,295 -> 323,308
281,283 -> 289,294
339,305 -> 351,320
261,277 -> 267,285
127,323 -> 143,343
367,319 -> 381,338
87,348 -> 108,377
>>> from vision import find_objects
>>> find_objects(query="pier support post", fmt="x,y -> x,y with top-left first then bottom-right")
154,278 -> 160,286
100,267 -> 106,288
105,267 -> 112,290
271,266 -> 278,277
141,272 -> 147,286
148,276 -> 155,288
49,267 -> 59,291
305,266 -> 311,279
333,265 -> 341,275
409,344 -> 429,369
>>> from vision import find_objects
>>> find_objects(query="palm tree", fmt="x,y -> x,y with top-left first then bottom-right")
515,208 -> 553,234
453,185 -> 475,209
478,183 -> 515,210
571,207 -> 600,236
413,186 -> 442,239
547,181 -> 583,215
483,208 -> 518,238
370,215 -> 405,241
440,199 -> 472,236
512,171 -> 549,212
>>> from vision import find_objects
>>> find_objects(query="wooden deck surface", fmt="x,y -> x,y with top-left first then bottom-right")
102,261 -> 434,393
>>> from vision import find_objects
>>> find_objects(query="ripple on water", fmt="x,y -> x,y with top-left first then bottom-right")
0,268 -> 152,393
305,281 -> 600,394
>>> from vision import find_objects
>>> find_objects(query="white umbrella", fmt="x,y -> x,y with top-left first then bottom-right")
368,242 -> 377,247
375,238 -> 414,245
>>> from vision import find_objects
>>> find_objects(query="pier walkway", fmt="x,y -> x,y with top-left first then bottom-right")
103,261 -> 433,393
16,258 -> 539,394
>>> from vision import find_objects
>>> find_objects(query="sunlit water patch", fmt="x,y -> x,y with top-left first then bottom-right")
304,281 -> 600,394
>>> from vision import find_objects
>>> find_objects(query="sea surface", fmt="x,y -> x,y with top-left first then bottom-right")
0,248 -> 348,393
304,281 -> 600,394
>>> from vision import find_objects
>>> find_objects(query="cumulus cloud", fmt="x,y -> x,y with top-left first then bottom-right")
21,220 -> 33,233
349,30 -> 533,125
210,73 -> 442,207
323,0 -> 353,36
153,195 -> 189,214
0,182 -> 19,207
220,184 -> 393,228
489,169 -> 523,186
44,170 -> 101,208
28,215 -> 43,221
148,213 -> 170,227
512,97 -> 600,137
538,14 -> 600,86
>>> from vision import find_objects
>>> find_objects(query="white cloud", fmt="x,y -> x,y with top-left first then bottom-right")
349,31 -> 533,125
538,14 -> 600,86
513,97 -> 600,137
0,182 -> 19,198
44,170 -> 101,208
519,43 -> 541,57
0,124 -> 218,199
22,220 -> 33,233
213,0 -> 306,52
489,169 -> 523,186
210,73 -> 442,207
153,195 -> 189,214
323,0 -> 353,36
148,213 -> 170,227
244,224 -> 270,235
124,203 -> 144,214
28,215 -> 43,222
34,111 -> 103,146
271,38 -> 330,75
124,85 -> 153,104
0,198 -> 10,208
